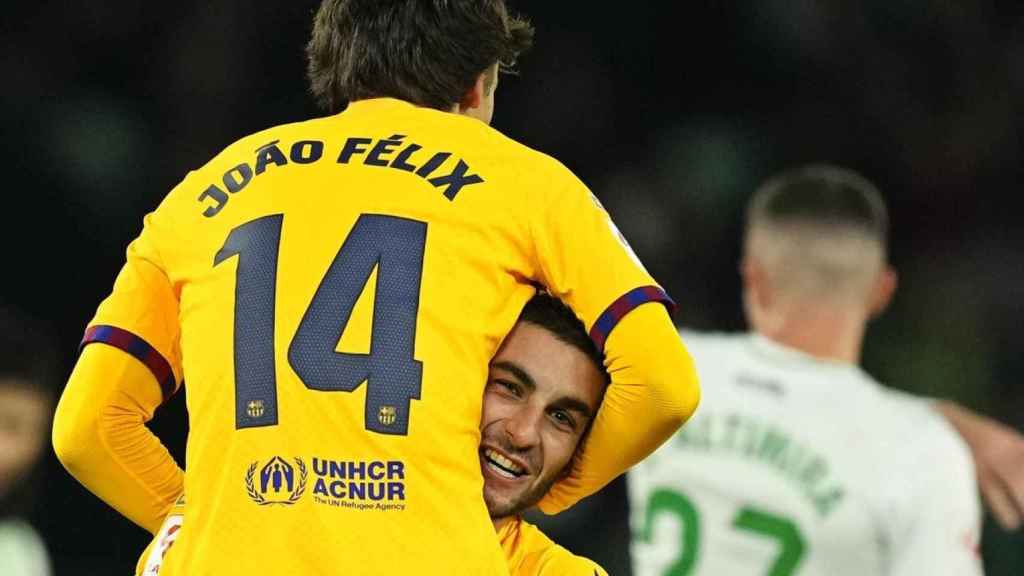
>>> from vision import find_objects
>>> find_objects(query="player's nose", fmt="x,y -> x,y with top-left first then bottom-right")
503,407 -> 541,451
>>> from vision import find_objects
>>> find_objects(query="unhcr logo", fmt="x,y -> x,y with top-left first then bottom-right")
245,456 -> 307,506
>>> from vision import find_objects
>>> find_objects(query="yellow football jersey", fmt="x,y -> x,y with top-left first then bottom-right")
85,98 -> 670,574
499,517 -> 608,575
138,500 -> 607,576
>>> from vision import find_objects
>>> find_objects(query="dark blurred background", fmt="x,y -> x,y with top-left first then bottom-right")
2,1 -> 1022,574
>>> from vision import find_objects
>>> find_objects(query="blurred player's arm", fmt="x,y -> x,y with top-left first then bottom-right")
888,416 -> 985,576
885,387 -> 1024,532
52,215 -> 185,534
529,164 -> 700,514
935,400 -> 1024,531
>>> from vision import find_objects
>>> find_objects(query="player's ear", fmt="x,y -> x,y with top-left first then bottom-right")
740,255 -> 771,311
868,265 -> 897,318
741,255 -> 774,333
457,72 -> 487,113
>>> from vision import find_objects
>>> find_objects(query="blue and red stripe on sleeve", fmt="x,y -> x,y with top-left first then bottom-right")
81,325 -> 178,402
588,285 -> 676,353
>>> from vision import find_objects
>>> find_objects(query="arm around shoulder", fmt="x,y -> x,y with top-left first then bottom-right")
538,302 -> 699,513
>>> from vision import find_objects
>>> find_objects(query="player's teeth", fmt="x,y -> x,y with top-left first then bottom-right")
488,462 -> 517,479
486,449 -> 523,473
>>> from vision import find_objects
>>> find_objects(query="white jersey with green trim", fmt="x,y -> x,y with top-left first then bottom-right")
629,330 -> 983,576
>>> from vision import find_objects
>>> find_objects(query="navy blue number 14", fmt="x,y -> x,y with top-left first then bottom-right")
215,214 -> 426,435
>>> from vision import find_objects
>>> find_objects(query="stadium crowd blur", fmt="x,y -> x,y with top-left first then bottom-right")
2,1 -> 1022,573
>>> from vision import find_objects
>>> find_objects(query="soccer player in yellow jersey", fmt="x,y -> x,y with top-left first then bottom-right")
485,294 -> 611,575
137,293 -> 611,575
52,1 -> 700,574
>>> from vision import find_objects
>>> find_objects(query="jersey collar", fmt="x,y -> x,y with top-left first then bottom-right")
747,333 -> 865,377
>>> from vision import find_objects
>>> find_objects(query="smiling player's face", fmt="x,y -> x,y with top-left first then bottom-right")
479,321 -> 605,519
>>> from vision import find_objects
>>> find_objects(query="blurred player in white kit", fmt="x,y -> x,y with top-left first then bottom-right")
630,165 -> 987,575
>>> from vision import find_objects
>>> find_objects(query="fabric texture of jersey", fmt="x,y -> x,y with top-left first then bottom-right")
499,517 -> 607,575
82,98 -> 672,575
630,331 -> 983,576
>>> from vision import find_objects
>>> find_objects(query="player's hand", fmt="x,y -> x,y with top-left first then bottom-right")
937,401 -> 1024,531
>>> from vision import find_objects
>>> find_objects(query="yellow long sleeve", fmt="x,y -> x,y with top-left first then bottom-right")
52,344 -> 184,534
538,303 -> 700,513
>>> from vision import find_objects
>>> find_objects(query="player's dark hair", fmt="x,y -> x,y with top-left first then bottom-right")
306,0 -> 534,113
518,292 -> 608,384
747,164 -> 889,246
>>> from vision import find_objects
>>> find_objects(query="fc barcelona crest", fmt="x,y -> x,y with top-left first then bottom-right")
378,405 -> 397,427
247,399 -> 265,418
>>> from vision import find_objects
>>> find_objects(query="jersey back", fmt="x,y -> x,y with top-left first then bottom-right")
86,98 -> 668,575
629,331 -> 982,576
